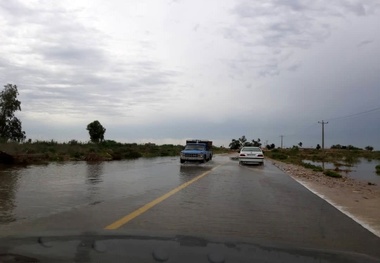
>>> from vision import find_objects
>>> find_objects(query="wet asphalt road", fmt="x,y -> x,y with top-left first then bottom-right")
1,154 -> 380,259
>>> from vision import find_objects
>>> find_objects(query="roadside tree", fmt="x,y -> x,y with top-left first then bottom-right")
365,145 -> 374,151
229,139 -> 241,150
239,135 -> 247,146
266,143 -> 275,150
0,84 -> 26,142
230,136 -> 263,149
86,120 -> 106,143
331,144 -> 342,149
252,138 -> 262,147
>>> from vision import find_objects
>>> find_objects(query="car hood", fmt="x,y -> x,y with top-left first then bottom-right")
1,232 -> 379,263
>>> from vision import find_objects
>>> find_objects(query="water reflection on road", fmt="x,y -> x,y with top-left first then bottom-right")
86,162 -> 104,185
179,164 -> 212,181
0,157 -> 217,226
0,169 -> 18,223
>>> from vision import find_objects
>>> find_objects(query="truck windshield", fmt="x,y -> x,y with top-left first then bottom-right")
185,145 -> 205,151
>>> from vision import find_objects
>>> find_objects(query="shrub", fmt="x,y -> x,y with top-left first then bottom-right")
69,139 -> 79,145
324,170 -> 342,178
124,150 -> 142,159
365,146 -> 374,151
72,152 -> 82,159
271,153 -> 288,160
302,162 -> 323,172
289,146 -> 299,155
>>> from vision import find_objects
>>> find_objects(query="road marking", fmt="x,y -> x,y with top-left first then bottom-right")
295,179 -> 380,238
104,164 -> 223,230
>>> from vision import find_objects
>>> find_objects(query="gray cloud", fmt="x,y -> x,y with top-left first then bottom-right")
0,0 -> 180,121
1,0 -> 379,149
357,39 -> 374,48
38,45 -> 106,65
223,0 -> 380,77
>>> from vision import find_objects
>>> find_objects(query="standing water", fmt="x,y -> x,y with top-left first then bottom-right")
303,158 -> 380,184
0,157 -> 212,225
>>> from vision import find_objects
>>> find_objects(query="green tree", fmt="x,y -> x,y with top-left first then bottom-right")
230,136 -> 262,149
239,135 -> 247,146
266,143 -> 275,150
316,144 -> 321,150
229,138 -> 241,150
252,138 -> 262,147
86,120 -> 106,143
298,142 -> 303,148
365,145 -> 374,151
331,144 -> 342,149
0,84 -> 26,142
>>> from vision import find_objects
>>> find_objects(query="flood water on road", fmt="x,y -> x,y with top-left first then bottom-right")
0,157 -> 215,225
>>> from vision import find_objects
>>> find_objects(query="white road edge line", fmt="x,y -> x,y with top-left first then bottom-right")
294,179 -> 380,238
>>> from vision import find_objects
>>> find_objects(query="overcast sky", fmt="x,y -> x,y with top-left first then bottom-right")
1,0 -> 379,148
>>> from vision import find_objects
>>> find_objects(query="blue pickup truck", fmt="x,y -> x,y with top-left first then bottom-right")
180,140 -> 213,164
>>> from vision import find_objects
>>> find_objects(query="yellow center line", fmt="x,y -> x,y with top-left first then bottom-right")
104,164 -> 223,230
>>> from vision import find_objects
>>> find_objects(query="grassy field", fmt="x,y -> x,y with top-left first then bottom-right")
0,140 -> 230,164
265,147 -> 380,163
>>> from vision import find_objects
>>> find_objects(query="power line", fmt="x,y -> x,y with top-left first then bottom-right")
284,106 -> 380,138
326,106 -> 380,122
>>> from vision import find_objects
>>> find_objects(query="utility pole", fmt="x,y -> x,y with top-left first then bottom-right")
318,120 -> 328,150
280,135 -> 284,148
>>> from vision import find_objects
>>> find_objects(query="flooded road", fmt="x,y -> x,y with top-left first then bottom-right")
0,157 -> 213,225
1,155 -> 380,259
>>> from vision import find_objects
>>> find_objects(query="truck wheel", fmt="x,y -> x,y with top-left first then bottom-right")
201,155 -> 206,163
210,154 -> 213,160
180,159 -> 185,164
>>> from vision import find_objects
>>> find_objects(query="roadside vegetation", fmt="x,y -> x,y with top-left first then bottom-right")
376,165 -> 380,175
228,135 -> 380,177
323,170 -> 342,178
0,84 -> 230,165
264,147 -> 380,177
0,140 -> 230,164
264,147 -> 380,163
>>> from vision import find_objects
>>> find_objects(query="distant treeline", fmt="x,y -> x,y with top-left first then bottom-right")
0,140 -> 229,164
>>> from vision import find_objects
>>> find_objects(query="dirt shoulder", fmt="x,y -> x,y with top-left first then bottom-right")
270,158 -> 380,238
